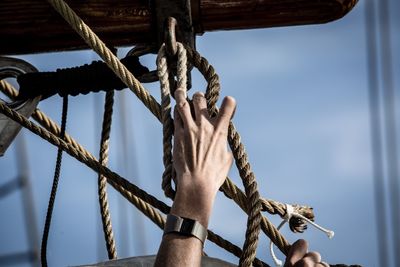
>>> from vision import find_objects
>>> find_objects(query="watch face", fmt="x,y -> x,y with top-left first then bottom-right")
180,218 -> 195,234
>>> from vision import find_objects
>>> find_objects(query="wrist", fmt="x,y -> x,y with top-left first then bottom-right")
171,188 -> 215,227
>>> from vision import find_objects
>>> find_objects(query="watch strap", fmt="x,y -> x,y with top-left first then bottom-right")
164,214 -> 208,244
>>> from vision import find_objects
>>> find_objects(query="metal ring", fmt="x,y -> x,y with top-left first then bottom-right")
0,57 -> 41,156
165,17 -> 178,57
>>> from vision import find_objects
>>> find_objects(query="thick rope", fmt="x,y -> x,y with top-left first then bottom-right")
98,90 -> 118,259
41,96 -> 68,267
157,44 -> 177,199
185,47 -> 280,261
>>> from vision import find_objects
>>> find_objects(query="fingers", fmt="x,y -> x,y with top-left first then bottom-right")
215,96 -> 236,131
285,239 -> 308,267
174,88 -> 194,128
192,92 -> 208,123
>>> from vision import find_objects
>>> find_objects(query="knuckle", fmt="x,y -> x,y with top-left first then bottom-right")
177,101 -> 187,110
193,91 -> 205,99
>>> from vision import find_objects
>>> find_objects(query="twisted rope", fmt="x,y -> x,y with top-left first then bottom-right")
98,90 -> 117,259
157,44 -> 178,199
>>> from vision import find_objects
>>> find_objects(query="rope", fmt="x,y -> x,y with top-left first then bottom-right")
98,90 -> 117,259
40,96 -> 68,267
157,44 -> 178,199
16,56 -> 149,101
269,204 -> 334,266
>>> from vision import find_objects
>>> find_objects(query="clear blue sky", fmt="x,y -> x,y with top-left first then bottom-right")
1,1 -> 399,266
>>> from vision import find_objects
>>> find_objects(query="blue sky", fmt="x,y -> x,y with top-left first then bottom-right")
1,1 -> 399,266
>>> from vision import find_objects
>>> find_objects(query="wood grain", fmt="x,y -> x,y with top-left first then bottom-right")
0,0 -> 357,55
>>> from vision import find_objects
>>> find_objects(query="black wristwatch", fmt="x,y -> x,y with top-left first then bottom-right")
164,214 -> 208,244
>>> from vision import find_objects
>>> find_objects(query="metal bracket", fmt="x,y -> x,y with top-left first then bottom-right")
0,57 -> 41,157
154,0 -> 195,51
154,0 -> 195,90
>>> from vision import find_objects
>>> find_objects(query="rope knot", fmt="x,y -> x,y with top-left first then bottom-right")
270,204 -> 335,266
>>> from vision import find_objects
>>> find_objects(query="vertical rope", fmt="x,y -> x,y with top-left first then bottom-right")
98,91 -> 118,259
41,96 -> 68,267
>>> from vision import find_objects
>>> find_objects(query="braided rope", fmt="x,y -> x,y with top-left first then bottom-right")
98,91 -> 118,259
157,44 -> 177,199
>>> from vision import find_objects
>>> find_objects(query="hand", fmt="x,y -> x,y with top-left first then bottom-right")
171,89 -> 236,226
284,239 -> 329,267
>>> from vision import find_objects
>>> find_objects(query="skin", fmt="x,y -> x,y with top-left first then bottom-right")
155,89 -> 329,267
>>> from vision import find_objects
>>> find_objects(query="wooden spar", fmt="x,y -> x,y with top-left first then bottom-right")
0,0 -> 357,55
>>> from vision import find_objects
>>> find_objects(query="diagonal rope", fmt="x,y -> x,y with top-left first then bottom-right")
40,96 -> 68,267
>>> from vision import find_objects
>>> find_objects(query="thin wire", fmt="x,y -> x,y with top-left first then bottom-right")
41,96 -> 68,267
378,0 -> 400,265
365,1 -> 389,266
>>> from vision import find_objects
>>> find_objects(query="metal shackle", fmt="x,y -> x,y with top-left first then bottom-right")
0,57 -> 41,156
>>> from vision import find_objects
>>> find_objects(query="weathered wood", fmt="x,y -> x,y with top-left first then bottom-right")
0,0 -> 357,55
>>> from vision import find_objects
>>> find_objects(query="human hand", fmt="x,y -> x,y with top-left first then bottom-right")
284,239 -> 329,267
171,89 -> 236,226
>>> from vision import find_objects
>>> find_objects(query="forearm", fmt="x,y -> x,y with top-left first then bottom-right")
155,231 -> 203,267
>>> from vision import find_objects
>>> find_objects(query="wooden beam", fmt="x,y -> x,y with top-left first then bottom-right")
0,0 -> 357,55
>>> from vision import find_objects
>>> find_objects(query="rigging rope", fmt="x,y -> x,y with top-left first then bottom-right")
98,90 -> 118,260
41,96 -> 68,267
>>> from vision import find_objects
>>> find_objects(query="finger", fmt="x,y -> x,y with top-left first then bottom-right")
284,239 -> 308,267
215,96 -> 236,131
316,262 -> 330,267
192,91 -> 208,123
174,88 -> 194,127
303,252 -> 321,263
